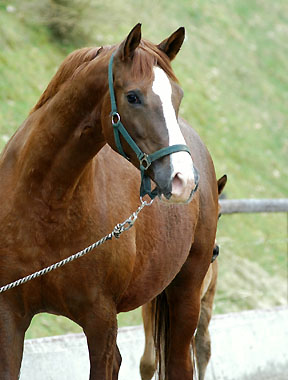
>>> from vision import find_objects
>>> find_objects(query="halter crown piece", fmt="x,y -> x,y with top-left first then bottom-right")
108,52 -> 192,199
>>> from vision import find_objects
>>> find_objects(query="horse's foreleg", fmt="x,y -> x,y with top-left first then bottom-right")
112,344 -> 122,380
81,303 -> 118,380
166,287 -> 200,380
140,302 -> 156,380
0,306 -> 31,380
165,252 -> 211,380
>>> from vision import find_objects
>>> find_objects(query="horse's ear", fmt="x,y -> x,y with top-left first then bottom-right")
217,174 -> 227,195
158,27 -> 185,61
116,23 -> 142,61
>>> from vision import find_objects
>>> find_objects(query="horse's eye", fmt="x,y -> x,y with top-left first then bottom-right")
127,93 -> 141,105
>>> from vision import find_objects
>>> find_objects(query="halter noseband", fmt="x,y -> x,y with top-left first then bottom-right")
108,52 -> 197,200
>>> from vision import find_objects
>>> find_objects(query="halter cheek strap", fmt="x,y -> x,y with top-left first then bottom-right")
108,52 -> 194,200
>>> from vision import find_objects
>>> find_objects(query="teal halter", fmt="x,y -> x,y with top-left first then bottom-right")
108,52 -> 192,200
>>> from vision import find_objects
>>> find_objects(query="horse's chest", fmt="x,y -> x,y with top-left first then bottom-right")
117,211 -> 195,312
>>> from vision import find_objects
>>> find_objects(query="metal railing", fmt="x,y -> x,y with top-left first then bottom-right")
220,198 -> 288,214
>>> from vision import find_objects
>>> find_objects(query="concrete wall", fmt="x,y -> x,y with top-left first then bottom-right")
20,306 -> 288,380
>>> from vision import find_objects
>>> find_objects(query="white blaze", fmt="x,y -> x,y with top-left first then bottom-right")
152,67 -> 195,193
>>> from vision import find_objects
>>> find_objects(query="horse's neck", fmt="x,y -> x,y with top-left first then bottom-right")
2,58 -> 109,206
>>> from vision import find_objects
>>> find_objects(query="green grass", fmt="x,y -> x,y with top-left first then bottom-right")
0,0 -> 287,338
26,309 -> 143,339
0,9 -> 66,141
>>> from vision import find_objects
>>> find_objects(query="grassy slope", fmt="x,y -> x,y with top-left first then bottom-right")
0,0 -> 287,338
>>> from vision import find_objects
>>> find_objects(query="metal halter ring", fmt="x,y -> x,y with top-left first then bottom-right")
140,153 -> 151,170
140,196 -> 154,207
111,112 -> 121,126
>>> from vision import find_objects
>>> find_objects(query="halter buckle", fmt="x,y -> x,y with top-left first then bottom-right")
140,153 -> 151,170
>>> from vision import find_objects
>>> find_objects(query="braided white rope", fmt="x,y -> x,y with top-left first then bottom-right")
0,198 -> 154,294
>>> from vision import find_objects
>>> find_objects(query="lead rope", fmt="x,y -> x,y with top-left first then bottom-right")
0,198 -> 154,294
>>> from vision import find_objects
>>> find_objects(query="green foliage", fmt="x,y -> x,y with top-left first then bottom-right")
4,0 -> 101,46
0,0 -> 287,338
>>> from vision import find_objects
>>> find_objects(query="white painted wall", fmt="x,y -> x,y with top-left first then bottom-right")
20,307 -> 288,380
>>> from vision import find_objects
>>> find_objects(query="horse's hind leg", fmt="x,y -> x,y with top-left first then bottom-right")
140,302 -> 156,380
195,304 -> 211,380
0,305 -> 31,380
195,261 -> 218,380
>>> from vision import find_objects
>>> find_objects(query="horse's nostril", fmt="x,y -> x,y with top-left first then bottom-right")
172,172 -> 185,196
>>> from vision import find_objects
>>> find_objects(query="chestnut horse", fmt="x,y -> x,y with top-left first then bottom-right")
140,175 -> 227,380
0,24 -> 218,380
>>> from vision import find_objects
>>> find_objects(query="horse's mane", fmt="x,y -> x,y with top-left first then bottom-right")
30,39 -> 178,114
30,47 -> 102,113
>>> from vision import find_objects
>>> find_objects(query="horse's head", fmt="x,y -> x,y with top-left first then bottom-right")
102,24 -> 198,204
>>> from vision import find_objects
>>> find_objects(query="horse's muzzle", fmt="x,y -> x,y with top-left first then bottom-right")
170,165 -> 199,203
156,165 -> 199,204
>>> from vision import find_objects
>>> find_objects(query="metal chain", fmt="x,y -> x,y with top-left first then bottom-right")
0,198 -> 154,294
